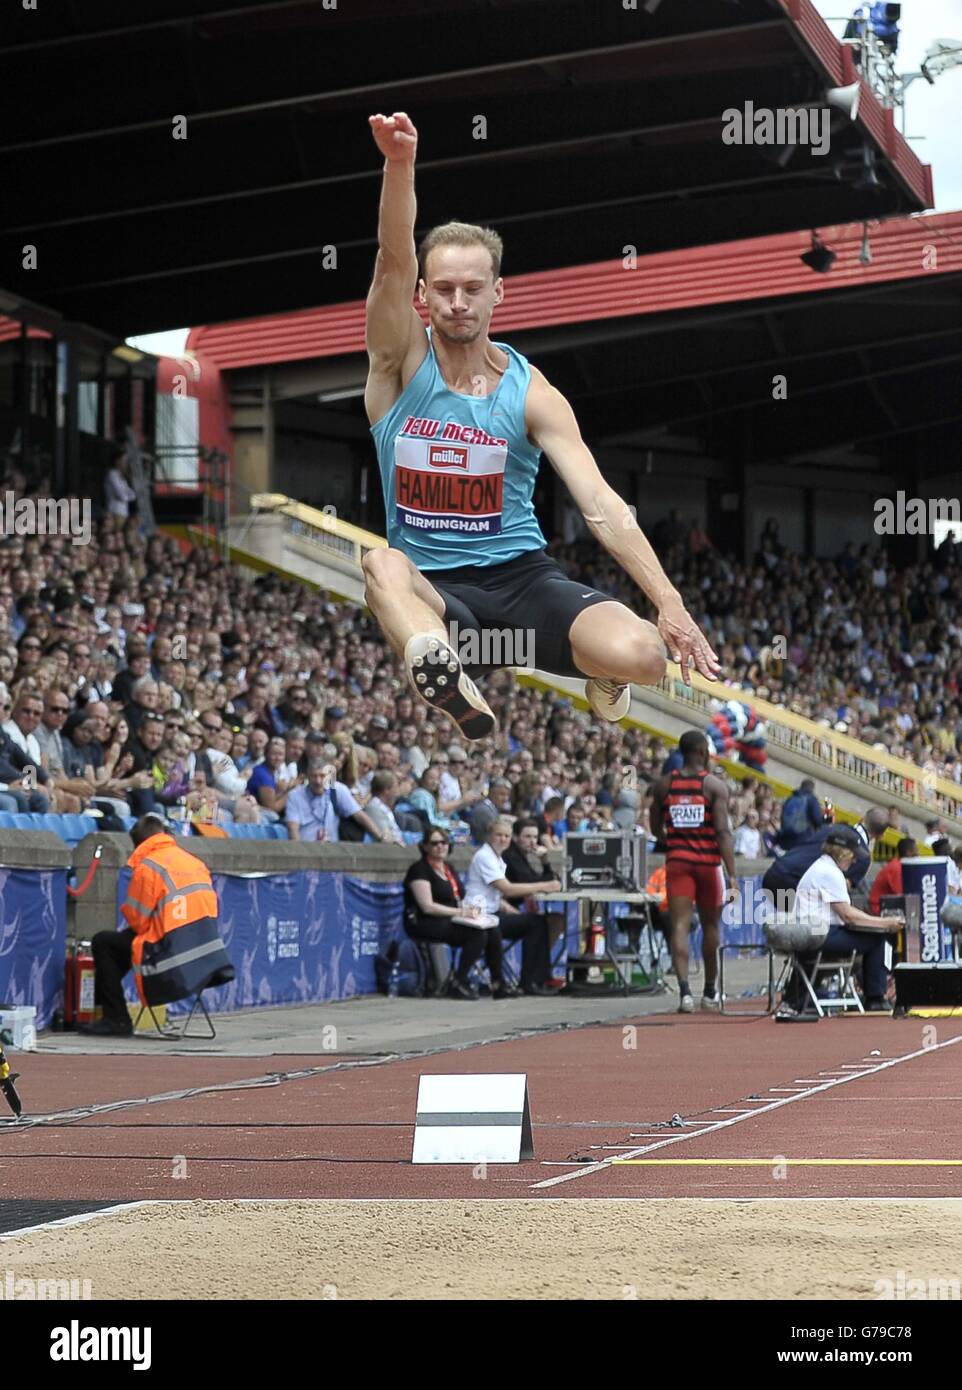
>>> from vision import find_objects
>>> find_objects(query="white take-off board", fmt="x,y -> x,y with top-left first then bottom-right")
411,1073 -> 534,1164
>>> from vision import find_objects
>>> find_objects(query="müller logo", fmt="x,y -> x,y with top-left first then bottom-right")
428,444 -> 468,470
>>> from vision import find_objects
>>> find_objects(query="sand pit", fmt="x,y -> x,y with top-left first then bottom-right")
4,1198 -> 961,1300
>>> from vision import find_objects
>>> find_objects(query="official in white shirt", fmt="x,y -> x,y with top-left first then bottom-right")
788,825 -> 903,1013
464,817 -> 561,995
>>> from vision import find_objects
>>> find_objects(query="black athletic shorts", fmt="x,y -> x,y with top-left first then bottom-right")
425,548 -> 613,679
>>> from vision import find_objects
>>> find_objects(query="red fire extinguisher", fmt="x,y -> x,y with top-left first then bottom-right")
64,942 -> 97,1029
587,910 -> 607,957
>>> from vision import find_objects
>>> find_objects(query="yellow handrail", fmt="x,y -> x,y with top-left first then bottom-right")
234,495 -> 960,820
662,666 -> 962,817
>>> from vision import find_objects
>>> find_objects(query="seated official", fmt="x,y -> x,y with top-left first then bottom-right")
82,814 -> 225,1036
503,819 -> 565,955
464,818 -> 561,996
784,825 -> 903,1015
403,828 -> 505,1000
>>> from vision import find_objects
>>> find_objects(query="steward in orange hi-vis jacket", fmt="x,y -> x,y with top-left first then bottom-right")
123,827 -> 223,1001
81,815 -> 232,1037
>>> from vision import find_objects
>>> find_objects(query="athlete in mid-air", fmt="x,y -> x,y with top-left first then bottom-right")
362,112 -> 720,741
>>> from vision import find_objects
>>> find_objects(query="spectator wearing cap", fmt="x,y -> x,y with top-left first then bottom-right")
323,706 -> 346,738
786,825 -> 903,1013
366,713 -> 390,744
762,806 -> 888,900
285,760 -> 390,843
868,837 -> 918,916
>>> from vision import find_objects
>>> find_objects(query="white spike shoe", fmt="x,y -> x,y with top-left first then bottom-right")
404,632 -> 496,741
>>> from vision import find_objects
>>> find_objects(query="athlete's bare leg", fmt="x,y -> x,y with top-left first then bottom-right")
362,546 -> 447,650
362,546 -> 496,740
698,905 -> 721,997
667,894 -> 695,991
568,601 -> 666,683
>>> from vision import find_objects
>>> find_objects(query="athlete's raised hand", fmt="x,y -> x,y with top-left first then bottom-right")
368,111 -> 418,162
657,596 -> 721,686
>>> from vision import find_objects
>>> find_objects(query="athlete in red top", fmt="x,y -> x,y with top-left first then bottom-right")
650,730 -> 735,1012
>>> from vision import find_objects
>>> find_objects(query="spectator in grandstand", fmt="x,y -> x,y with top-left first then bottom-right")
104,450 -> 137,520
230,727 -> 251,769
925,819 -> 949,847
464,818 -> 560,995
432,751 -> 481,821
403,827 -> 504,1001
205,725 -> 249,805
407,765 -> 469,836
125,675 -> 161,734
868,837 -> 918,916
783,825 -> 904,1015
469,778 -> 513,843
397,722 -> 427,776
2,690 -> 51,803
538,795 -> 567,848
122,710 -> 165,817
280,727 -> 307,784
363,771 -> 406,844
246,727 -> 269,767
947,845 -> 962,896
777,779 -> 823,849
247,736 -> 300,820
111,643 -> 150,708
285,760 -> 389,843
733,808 -> 763,858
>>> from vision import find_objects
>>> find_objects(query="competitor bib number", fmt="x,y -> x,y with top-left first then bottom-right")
395,432 -> 507,536
669,803 -> 705,828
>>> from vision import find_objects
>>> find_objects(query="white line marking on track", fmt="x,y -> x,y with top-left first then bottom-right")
530,1034 -> 962,1190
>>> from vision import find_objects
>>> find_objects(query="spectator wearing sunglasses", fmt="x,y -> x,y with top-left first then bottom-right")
403,829 -> 505,1000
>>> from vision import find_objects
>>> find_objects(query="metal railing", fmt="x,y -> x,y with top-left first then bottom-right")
661,668 -> 962,822
225,493 -> 961,823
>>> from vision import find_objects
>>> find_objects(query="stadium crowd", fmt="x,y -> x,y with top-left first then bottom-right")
0,498 -> 958,860
553,512 -> 962,785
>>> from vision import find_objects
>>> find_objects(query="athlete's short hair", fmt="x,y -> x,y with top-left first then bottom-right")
679,730 -> 708,759
418,221 -> 503,281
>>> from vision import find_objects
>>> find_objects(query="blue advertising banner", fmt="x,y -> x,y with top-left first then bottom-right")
119,871 -> 402,1014
901,857 -> 952,962
0,867 -> 67,1029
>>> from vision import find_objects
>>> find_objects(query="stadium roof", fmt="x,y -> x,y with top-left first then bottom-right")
2,0 -> 933,339
188,210 -> 962,473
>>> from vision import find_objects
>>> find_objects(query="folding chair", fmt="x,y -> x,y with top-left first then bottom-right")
134,965 -> 236,1040
782,947 -> 864,1018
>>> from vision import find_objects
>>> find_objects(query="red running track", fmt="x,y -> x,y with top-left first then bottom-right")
3,1015 -> 961,1202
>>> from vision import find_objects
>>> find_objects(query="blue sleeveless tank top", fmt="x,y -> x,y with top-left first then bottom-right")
370,326 -> 546,570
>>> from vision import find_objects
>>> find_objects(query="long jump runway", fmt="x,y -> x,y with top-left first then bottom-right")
3,1016 -> 962,1298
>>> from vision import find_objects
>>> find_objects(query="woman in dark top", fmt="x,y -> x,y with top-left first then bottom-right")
403,828 -> 508,1000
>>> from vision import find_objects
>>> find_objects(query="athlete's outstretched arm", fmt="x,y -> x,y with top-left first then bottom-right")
526,368 -> 721,684
364,113 -> 426,417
